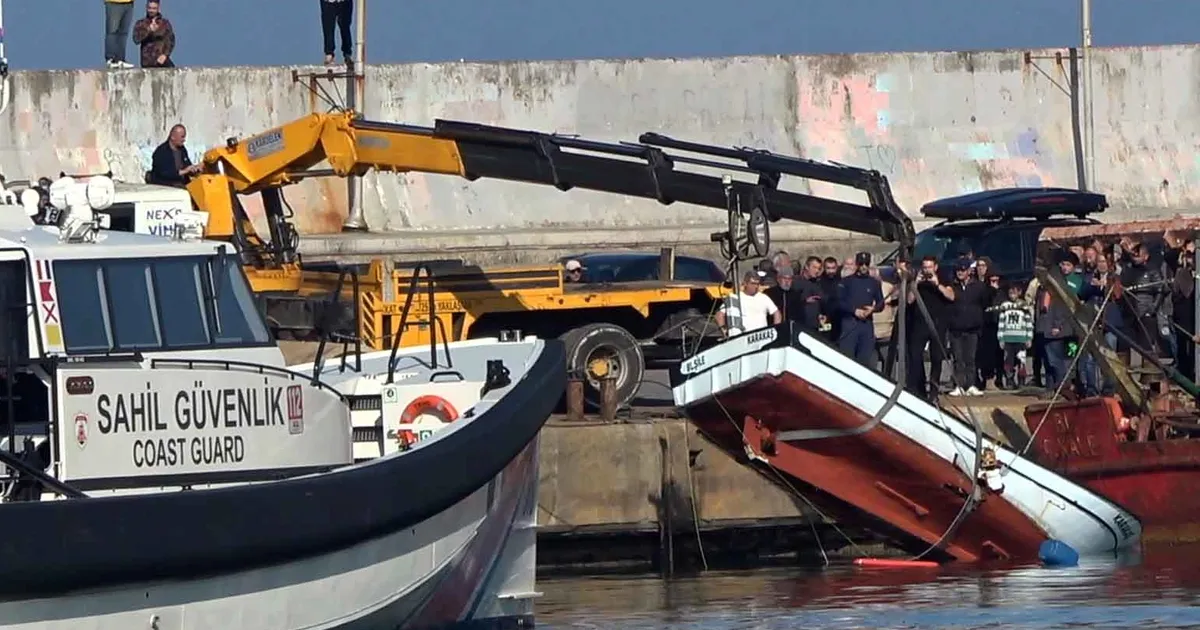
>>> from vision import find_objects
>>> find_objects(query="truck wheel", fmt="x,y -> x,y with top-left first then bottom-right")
559,323 -> 645,410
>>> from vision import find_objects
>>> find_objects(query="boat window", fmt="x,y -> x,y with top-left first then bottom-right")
105,260 -> 162,350
54,262 -> 114,353
152,258 -> 211,348
211,257 -> 270,345
0,261 -> 29,360
53,255 -> 270,354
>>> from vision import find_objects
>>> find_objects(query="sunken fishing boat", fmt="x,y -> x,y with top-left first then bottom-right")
654,143 -> 1143,563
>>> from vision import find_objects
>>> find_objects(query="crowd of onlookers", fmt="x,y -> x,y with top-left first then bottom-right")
717,235 -> 1199,402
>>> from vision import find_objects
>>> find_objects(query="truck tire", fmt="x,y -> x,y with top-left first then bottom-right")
559,323 -> 645,410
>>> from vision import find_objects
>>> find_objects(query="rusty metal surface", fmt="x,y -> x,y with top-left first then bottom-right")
565,379 -> 586,422
1040,217 -> 1200,242
599,377 -> 617,422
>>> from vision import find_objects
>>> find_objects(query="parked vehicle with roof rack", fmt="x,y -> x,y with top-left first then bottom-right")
869,187 -> 1108,366
881,187 -> 1108,283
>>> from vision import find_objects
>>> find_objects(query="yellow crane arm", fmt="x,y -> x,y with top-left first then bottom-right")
185,111 -> 914,269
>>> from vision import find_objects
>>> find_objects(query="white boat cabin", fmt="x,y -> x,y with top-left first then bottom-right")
0,174 -> 200,237
0,175 -> 352,501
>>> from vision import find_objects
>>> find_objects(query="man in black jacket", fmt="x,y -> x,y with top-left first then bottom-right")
906,256 -> 954,399
1120,243 -> 1169,358
818,256 -> 842,341
794,256 -> 825,333
946,258 -> 987,396
148,124 -> 202,187
765,265 -> 799,322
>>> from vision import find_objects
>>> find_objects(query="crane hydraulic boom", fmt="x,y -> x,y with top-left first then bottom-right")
185,111 -> 915,290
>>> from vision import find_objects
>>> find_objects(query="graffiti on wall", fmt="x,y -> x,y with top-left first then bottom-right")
793,69 -> 1059,211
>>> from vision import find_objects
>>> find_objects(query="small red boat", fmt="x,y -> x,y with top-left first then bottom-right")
1021,220 -> 1200,544
1023,394 -> 1200,543
672,322 -> 1141,564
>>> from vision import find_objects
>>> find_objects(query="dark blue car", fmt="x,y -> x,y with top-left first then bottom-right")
558,252 -> 726,285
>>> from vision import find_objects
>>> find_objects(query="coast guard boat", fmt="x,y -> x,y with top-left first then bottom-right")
0,175 -> 561,629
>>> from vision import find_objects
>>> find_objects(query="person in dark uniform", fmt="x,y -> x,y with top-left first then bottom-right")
906,256 -> 954,399
837,252 -> 884,367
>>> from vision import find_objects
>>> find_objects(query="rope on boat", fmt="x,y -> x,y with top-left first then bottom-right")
681,426 -> 709,571
908,404 -> 984,561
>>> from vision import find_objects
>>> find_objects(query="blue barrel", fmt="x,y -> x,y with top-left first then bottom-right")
1038,539 -> 1080,567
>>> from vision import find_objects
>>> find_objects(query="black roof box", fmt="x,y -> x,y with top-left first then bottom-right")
920,187 -> 1108,221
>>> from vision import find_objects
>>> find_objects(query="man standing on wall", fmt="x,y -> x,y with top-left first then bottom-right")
132,1 -> 176,68
320,0 -> 354,66
104,0 -> 135,69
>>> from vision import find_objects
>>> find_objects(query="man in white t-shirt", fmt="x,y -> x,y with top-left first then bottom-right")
715,270 -> 782,336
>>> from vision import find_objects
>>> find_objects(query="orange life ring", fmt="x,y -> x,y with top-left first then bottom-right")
400,395 -> 459,424
396,395 -> 460,449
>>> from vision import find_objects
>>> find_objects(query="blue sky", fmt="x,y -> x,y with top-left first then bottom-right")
3,0 -> 1197,70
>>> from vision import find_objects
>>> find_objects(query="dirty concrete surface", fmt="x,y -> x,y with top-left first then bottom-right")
4,45 -> 1200,263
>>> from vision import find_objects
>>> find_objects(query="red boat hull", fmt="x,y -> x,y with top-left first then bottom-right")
1024,396 -> 1200,543
685,371 -> 1051,563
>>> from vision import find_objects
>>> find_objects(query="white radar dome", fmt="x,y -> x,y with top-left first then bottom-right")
18,188 -> 39,217
47,176 -> 74,211
85,175 -> 115,211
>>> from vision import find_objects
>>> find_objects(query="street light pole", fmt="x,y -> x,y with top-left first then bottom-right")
342,0 -> 369,232
1081,0 -> 1095,191
0,0 -> 10,117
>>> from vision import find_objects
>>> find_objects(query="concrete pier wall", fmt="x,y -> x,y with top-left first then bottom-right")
3,44 -> 1197,260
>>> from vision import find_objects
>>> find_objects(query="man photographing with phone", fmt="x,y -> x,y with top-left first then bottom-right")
132,1 -> 177,69
905,256 -> 955,399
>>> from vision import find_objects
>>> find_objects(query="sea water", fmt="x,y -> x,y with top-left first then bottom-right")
538,544 -> 1200,629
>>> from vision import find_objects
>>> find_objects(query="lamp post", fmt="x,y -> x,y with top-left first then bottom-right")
1081,0 -> 1095,191
342,0 -> 369,232
0,0 -> 10,117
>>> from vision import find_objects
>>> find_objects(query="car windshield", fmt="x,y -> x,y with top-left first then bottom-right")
568,256 -> 722,283
913,230 -> 985,265
913,227 -> 1028,277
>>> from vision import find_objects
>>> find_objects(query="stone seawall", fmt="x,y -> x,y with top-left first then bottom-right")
3,44 -> 1197,261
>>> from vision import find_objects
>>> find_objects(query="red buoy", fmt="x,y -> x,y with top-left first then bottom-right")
853,558 -> 940,569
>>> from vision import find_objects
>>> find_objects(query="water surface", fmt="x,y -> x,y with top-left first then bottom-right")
538,545 -> 1200,629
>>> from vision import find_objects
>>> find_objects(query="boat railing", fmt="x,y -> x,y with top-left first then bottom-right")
149,358 -> 349,403
310,265 -> 364,379
384,262 -> 456,384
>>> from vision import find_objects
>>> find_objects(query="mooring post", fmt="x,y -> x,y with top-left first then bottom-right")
658,435 -> 675,578
599,376 -> 617,422
565,377 -> 585,422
